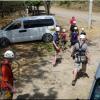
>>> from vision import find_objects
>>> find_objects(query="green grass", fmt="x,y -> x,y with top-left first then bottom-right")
32,42 -> 54,53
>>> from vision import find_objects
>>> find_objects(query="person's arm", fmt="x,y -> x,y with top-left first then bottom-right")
70,19 -> 72,24
53,41 -> 59,50
71,45 -> 75,58
86,47 -> 90,63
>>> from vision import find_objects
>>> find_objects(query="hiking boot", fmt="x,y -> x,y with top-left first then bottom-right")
72,80 -> 76,86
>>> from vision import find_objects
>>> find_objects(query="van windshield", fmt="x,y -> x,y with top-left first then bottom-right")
24,19 -> 54,29
91,79 -> 100,100
1,21 -> 13,30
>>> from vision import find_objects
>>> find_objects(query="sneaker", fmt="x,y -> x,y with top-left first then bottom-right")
72,80 -> 76,86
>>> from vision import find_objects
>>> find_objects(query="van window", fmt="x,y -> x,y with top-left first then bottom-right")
24,19 -> 54,29
6,21 -> 21,31
1,21 -> 13,30
90,79 -> 100,100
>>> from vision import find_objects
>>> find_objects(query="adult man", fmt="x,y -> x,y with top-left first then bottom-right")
71,34 -> 89,86
52,26 -> 61,66
0,50 -> 15,99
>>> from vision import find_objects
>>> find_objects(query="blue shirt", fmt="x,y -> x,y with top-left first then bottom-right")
53,32 -> 59,44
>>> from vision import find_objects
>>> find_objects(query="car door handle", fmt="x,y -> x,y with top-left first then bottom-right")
19,30 -> 27,32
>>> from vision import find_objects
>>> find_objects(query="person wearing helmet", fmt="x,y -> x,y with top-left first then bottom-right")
70,16 -> 78,33
0,50 -> 15,99
71,34 -> 90,86
52,26 -> 61,66
70,16 -> 76,25
70,26 -> 79,47
80,28 -> 86,35
60,28 -> 68,51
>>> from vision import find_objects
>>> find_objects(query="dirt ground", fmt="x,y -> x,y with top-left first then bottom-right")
1,6 -> 100,99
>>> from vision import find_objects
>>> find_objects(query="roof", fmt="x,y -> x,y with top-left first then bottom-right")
95,63 -> 100,79
15,15 -> 54,21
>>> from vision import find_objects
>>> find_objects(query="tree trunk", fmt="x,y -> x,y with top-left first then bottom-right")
44,1 -> 51,15
1,2 -> 4,18
36,5 -> 39,15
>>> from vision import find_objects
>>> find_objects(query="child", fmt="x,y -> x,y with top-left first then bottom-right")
61,28 -> 67,51
0,50 -> 15,99
52,26 -> 61,66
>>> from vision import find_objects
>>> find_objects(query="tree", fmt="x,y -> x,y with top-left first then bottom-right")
0,1 -> 25,18
43,0 -> 51,15
25,1 -> 42,15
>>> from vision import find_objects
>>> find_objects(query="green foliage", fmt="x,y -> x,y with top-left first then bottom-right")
32,42 -> 54,53
25,1 -> 42,6
59,1 -> 71,7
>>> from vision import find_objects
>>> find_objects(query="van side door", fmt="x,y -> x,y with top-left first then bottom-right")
4,21 -> 23,43
23,20 -> 41,41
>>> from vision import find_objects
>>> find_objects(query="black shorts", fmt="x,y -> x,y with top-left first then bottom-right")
61,41 -> 67,45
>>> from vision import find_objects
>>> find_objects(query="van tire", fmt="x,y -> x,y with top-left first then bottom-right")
0,37 -> 11,48
42,33 -> 53,42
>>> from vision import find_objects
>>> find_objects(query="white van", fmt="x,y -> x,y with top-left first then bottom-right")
0,15 -> 57,47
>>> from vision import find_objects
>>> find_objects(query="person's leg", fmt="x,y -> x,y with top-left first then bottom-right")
64,41 -> 67,49
73,68 -> 78,81
72,63 -> 80,86
81,62 -> 89,77
72,68 -> 78,86
52,51 -> 57,66
61,41 -> 64,51
82,62 -> 87,73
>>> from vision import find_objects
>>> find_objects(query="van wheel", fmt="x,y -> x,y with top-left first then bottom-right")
0,37 -> 10,48
42,33 -> 53,42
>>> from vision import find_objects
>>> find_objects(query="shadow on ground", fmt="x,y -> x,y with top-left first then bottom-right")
9,41 -> 54,94
77,70 -> 89,80
16,88 -> 57,100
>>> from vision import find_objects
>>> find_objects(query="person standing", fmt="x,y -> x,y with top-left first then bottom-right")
70,27 -> 79,47
80,28 -> 86,35
0,50 -> 16,99
52,26 -> 61,66
71,34 -> 90,86
60,28 -> 67,51
70,16 -> 76,25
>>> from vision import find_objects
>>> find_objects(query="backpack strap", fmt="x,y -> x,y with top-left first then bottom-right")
78,41 -> 85,50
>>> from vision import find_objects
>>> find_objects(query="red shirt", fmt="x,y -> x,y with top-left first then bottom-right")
70,18 -> 76,25
0,60 -> 13,90
61,32 -> 67,41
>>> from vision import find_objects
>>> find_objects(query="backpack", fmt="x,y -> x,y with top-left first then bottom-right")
70,25 -> 75,32
74,42 -> 87,63
71,32 -> 78,43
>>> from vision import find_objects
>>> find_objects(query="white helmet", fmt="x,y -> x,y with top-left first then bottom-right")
80,34 -> 86,39
74,27 -> 78,30
4,50 -> 14,58
55,27 -> 60,32
81,28 -> 84,31
62,29 -> 66,32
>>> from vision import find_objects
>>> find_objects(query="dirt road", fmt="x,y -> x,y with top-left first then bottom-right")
13,7 -> 100,99
51,6 -> 100,27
